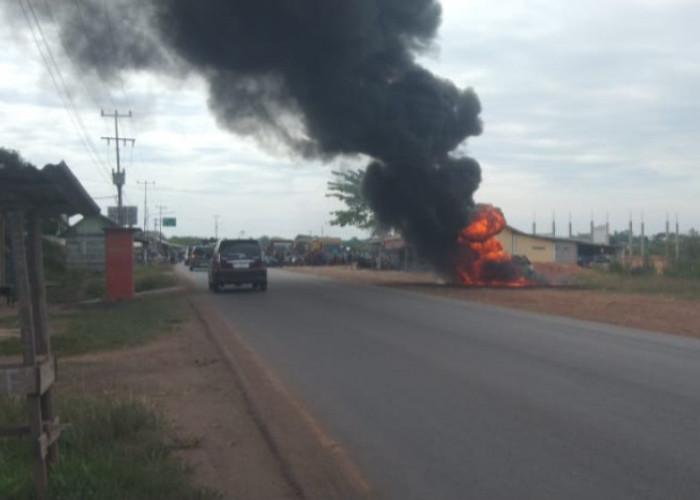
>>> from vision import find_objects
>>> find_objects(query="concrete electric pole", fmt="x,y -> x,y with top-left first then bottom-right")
137,181 -> 155,236
156,204 -> 167,246
101,109 -> 135,226
137,180 -> 155,263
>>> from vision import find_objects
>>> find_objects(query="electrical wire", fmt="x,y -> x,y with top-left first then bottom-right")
19,0 -> 113,187
40,0 -> 115,112
98,0 -> 137,162
93,0 -> 139,189
101,0 -> 133,112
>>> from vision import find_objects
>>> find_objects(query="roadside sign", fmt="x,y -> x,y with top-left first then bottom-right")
108,206 -> 138,226
162,217 -> 176,227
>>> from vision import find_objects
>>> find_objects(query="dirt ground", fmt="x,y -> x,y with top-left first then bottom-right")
55,294 -> 300,500
286,264 -> 700,339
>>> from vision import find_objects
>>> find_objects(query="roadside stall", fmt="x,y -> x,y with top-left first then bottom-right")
0,152 -> 99,498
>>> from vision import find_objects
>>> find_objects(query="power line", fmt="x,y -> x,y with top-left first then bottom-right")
39,0 -> 114,111
18,0 -> 113,187
150,186 -> 319,196
101,0 -> 133,112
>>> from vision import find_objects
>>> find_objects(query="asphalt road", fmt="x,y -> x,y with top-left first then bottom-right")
185,266 -> 700,500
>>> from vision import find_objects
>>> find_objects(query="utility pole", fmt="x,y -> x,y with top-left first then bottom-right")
101,109 -> 135,226
551,211 -> 556,237
665,214 -> 670,261
640,213 -> 645,262
137,181 -> 155,236
156,205 -> 167,247
137,181 -> 155,264
628,214 -> 633,257
214,215 -> 220,240
675,214 -> 680,260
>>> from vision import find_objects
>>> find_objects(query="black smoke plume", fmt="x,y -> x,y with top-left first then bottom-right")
7,0 -> 484,274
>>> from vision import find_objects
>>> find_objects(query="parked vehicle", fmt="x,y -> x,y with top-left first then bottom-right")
189,245 -> 213,270
592,254 -> 611,264
208,239 -> 267,292
263,255 -> 279,267
266,239 -> 294,266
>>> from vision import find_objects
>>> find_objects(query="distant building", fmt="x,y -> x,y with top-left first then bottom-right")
576,224 -> 610,245
64,214 -> 119,271
496,225 -> 619,264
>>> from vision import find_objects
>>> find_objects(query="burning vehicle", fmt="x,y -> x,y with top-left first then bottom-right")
453,204 -> 536,286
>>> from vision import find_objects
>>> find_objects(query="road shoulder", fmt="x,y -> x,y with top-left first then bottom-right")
57,293 -> 300,500
188,290 -> 375,500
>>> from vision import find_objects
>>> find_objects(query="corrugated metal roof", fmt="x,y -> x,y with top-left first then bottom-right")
0,159 -> 99,216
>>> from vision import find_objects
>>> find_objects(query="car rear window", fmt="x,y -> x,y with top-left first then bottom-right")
220,242 -> 260,259
194,246 -> 213,257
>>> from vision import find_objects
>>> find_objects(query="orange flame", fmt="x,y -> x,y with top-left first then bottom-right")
454,204 -> 531,287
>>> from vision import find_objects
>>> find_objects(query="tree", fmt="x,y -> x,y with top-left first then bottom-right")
258,235 -> 271,250
168,236 -> 210,246
326,169 -> 376,231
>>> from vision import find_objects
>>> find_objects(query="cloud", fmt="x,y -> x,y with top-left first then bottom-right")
2,0 -> 700,239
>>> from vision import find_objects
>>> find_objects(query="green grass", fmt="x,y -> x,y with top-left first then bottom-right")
0,254 -> 209,499
578,269 -> 700,300
46,264 -> 180,304
0,314 -> 19,329
134,264 -> 180,293
0,396 -> 219,499
0,295 -> 188,357
46,268 -> 104,304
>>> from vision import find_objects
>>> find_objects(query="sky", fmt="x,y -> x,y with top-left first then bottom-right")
1,0 -> 699,241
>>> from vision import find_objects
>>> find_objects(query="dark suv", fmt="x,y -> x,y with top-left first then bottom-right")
189,245 -> 213,271
208,239 -> 267,292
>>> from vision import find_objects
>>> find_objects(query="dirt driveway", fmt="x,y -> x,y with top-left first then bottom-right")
286,265 -> 700,339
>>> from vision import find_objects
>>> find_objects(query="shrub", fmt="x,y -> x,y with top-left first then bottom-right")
607,258 -> 628,274
0,396 -> 218,499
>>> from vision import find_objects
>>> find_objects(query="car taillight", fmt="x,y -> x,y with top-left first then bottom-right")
249,258 -> 263,269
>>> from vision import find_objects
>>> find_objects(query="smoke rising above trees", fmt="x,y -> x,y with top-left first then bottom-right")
6,0 -> 484,274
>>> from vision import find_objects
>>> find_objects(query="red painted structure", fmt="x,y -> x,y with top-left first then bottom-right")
104,228 -> 135,299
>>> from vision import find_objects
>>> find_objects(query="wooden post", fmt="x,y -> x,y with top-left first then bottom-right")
27,212 -> 58,465
7,211 -> 49,499
8,212 -> 36,364
8,212 -> 48,497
